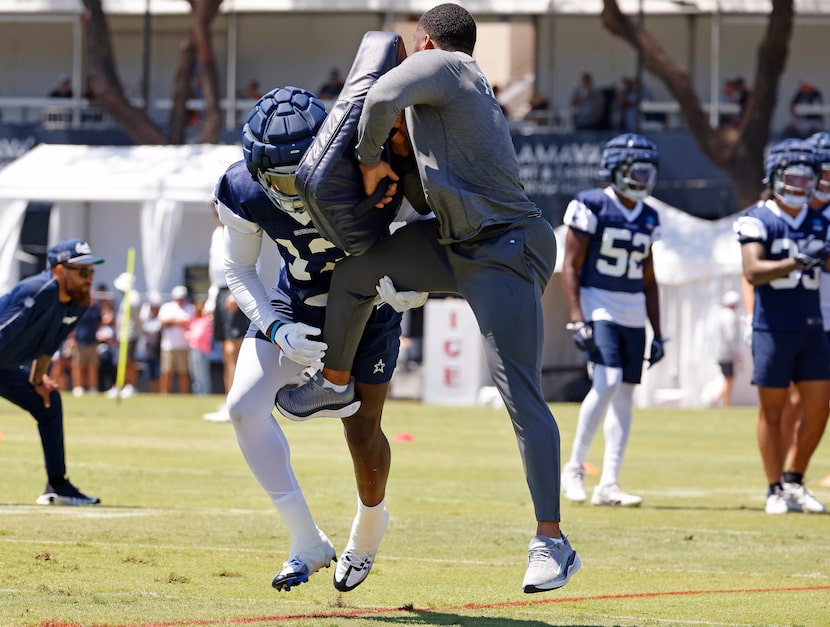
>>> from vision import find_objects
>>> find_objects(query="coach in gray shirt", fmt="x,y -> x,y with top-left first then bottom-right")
278,2 -> 580,595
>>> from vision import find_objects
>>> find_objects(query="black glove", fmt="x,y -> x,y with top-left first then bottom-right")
570,321 -> 598,354
648,336 -> 667,368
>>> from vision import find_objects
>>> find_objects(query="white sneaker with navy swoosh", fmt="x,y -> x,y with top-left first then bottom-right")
522,534 -> 581,593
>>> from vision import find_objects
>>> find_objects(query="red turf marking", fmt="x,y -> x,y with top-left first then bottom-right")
40,585 -> 830,627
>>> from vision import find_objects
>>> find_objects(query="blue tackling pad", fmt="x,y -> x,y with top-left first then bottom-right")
295,31 -> 407,256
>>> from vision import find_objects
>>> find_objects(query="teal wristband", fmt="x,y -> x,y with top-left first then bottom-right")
269,321 -> 284,344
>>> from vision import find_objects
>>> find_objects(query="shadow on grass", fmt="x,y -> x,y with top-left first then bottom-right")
355,608 -> 601,627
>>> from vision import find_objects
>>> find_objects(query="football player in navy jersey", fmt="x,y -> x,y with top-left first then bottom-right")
0,238 -> 104,506
734,138 -> 830,515
559,133 -> 665,508
215,86 -> 422,591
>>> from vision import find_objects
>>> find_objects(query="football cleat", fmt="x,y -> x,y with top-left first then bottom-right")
333,506 -> 389,592
591,482 -> 642,507
561,461 -> 587,503
36,479 -> 100,506
765,485 -> 791,514
271,536 -> 337,591
782,482 -> 826,514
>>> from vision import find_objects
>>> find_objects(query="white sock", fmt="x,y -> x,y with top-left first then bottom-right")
349,496 -> 388,552
274,490 -> 324,555
321,378 -> 348,393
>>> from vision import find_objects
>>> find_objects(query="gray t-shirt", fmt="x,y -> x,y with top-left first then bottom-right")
356,49 -> 539,244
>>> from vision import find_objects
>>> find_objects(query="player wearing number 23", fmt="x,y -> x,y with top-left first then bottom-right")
560,133 -> 665,508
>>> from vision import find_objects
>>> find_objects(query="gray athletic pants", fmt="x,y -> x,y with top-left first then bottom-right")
324,215 -> 563,522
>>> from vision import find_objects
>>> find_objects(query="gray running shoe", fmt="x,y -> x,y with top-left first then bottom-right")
522,534 -> 581,593
36,479 -> 100,506
276,371 -> 361,421
782,482 -> 826,513
272,536 -> 337,591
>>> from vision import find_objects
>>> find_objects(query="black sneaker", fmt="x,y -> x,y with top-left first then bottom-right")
36,479 -> 100,506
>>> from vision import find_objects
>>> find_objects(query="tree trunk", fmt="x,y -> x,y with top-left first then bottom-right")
601,0 -> 794,211
83,0 -> 168,145
168,0 -> 223,144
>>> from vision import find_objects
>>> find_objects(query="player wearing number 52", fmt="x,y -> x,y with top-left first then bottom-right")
560,133 -> 665,509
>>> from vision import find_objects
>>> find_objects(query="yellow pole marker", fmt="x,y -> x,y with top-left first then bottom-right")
114,247 -> 136,399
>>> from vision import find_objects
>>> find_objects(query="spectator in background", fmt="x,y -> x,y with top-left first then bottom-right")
186,298 -> 213,396
0,238 -> 104,506
158,285 -> 194,394
714,290 -> 742,407
70,295 -> 102,396
49,74 -> 73,98
524,91 -> 551,125
570,72 -> 606,131
720,77 -> 750,128
51,338 -> 74,392
318,68 -> 345,100
203,210 -> 249,422
139,293 -> 163,393
787,80 -> 825,138
94,285 -> 117,393
615,77 -> 653,133
240,79 -> 262,100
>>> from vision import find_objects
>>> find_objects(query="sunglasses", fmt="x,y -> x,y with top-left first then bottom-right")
63,264 -> 95,278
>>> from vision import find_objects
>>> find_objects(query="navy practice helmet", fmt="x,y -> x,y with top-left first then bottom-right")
241,86 -> 328,213
764,139 -> 819,208
806,132 -> 830,203
600,133 -> 660,201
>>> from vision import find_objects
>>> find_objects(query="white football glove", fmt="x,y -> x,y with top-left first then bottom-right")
373,275 -> 428,313
271,322 -> 327,367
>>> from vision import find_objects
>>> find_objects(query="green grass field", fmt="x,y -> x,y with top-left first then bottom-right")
1,394 -> 828,626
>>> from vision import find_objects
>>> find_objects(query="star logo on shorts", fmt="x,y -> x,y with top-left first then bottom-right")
373,358 -> 386,374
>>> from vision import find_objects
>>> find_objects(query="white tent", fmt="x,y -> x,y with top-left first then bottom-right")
644,199 -> 754,407
0,144 -> 245,299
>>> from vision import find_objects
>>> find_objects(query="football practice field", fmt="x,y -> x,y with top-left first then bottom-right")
1,394 -> 828,626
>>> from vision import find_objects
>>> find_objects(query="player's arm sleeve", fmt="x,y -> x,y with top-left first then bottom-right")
216,199 -> 279,335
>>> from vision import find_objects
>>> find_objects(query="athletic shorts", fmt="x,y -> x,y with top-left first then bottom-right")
73,344 -> 99,368
161,349 -> 190,375
213,287 -> 249,342
588,320 -> 646,385
245,291 -> 402,385
718,361 -> 735,378
751,328 -> 830,388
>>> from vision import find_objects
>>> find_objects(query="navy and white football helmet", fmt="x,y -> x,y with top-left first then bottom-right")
764,138 -> 819,209
600,133 -> 660,201
242,86 -> 328,214
806,132 -> 830,203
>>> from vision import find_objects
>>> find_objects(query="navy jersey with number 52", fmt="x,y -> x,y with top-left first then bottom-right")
563,187 -> 660,327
